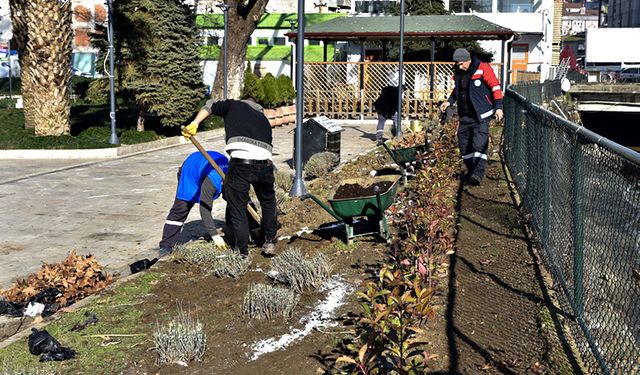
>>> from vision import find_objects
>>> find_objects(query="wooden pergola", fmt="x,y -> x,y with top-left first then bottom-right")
286,14 -> 516,87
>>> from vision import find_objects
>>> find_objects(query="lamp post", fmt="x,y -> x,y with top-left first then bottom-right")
217,2 -> 237,99
287,18 -> 297,83
289,0 -> 308,197
395,0 -> 405,139
107,0 -> 119,145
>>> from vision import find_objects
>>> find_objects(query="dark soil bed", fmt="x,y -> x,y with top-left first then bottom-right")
333,180 -> 394,200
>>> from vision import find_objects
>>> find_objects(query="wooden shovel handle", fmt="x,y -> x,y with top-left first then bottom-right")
185,131 -> 262,225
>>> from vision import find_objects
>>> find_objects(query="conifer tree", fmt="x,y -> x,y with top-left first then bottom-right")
115,0 -> 204,130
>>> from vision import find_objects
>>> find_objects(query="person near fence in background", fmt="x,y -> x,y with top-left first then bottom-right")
373,85 -> 403,146
159,150 -> 229,257
182,95 -> 278,258
440,48 -> 504,186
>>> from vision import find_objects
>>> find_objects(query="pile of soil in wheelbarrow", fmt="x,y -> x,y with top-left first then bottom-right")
388,131 -> 427,149
333,180 -> 394,200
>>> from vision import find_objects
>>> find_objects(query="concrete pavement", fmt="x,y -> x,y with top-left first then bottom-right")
0,120 -> 384,288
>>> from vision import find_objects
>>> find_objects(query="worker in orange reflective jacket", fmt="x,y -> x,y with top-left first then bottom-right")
440,48 -> 504,186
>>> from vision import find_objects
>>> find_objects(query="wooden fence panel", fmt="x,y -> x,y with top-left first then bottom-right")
303,62 -> 501,120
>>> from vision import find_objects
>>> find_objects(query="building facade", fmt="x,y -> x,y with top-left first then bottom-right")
607,0 -> 640,27
562,1 -> 599,36
444,0 -> 557,81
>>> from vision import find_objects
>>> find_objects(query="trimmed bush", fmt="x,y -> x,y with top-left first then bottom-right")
270,247 -> 332,293
261,73 -> 279,108
304,152 -> 339,179
154,303 -> 206,366
276,74 -> 296,105
172,241 -> 250,278
242,283 -> 299,320
242,63 -> 264,103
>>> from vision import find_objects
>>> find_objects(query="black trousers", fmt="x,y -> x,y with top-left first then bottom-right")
159,169 -> 217,250
457,117 -> 489,180
159,199 -> 193,250
223,160 -> 277,254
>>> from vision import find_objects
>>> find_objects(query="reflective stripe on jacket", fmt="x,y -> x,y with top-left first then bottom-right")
447,56 -> 503,123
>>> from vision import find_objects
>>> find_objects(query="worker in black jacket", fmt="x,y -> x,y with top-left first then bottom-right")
182,95 -> 277,258
440,48 -> 504,186
373,85 -> 401,145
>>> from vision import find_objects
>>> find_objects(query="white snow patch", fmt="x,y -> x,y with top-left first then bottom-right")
296,227 -> 313,236
247,276 -> 352,361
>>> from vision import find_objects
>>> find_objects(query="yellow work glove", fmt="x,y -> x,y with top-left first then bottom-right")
182,122 -> 198,139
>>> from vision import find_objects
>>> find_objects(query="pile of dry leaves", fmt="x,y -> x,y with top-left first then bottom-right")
0,251 -> 113,306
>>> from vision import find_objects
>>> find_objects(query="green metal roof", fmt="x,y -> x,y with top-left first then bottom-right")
288,15 -> 514,41
197,12 -> 347,29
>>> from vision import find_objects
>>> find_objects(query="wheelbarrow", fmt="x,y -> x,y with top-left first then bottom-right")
382,140 -> 429,184
305,175 -> 401,244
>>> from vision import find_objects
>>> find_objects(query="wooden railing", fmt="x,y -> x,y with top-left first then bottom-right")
303,61 -> 502,119
511,70 -> 541,84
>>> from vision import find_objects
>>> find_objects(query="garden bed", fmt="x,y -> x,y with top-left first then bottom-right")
0,121 -> 572,374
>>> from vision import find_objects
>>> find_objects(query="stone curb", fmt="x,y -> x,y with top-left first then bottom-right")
0,129 -> 225,160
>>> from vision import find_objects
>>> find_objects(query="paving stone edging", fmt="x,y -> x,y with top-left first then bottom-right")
0,129 -> 225,160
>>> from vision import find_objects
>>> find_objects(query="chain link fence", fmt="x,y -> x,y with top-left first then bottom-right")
503,83 -> 640,374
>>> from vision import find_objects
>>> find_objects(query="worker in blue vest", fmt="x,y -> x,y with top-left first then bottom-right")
159,150 -> 229,256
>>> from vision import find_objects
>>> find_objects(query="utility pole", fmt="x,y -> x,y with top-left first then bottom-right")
107,0 -> 119,145
217,3 -> 237,99
396,0 -> 405,139
290,0 -> 308,197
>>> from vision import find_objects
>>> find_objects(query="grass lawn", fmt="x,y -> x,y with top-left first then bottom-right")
0,99 -> 224,150
0,271 -> 164,375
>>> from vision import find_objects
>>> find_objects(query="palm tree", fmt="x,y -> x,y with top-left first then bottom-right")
10,0 -> 72,135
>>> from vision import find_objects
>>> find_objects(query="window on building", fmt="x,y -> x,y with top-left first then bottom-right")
274,37 -> 286,46
355,0 -> 396,14
449,0 -> 492,12
498,0 -> 534,13
206,36 -> 219,46
257,37 -> 269,45
308,40 -> 321,46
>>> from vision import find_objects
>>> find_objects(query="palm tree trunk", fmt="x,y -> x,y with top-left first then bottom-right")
25,0 -> 73,136
211,0 -> 269,100
9,0 -> 35,129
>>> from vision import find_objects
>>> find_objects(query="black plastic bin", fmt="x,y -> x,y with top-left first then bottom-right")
293,116 -> 344,166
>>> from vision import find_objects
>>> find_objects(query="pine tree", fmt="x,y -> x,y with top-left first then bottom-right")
115,0 -> 204,130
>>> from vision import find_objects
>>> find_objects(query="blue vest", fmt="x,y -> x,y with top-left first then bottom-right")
176,151 -> 229,203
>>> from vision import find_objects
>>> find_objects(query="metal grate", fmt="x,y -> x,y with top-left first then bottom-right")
503,83 -> 640,375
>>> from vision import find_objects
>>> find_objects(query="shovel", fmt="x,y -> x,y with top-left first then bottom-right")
184,132 -> 263,225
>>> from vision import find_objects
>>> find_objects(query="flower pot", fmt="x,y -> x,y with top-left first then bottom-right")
264,108 -> 278,127
274,107 -> 285,126
283,104 -> 296,124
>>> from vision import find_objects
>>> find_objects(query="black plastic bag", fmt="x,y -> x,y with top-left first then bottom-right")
0,301 -> 25,317
129,258 -> 158,274
70,311 -> 98,331
28,328 -> 77,362
31,288 -> 61,305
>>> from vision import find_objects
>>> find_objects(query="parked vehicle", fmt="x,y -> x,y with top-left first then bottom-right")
618,67 -> 640,83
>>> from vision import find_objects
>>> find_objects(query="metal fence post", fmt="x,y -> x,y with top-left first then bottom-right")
572,140 -> 585,318
542,122 -> 550,246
